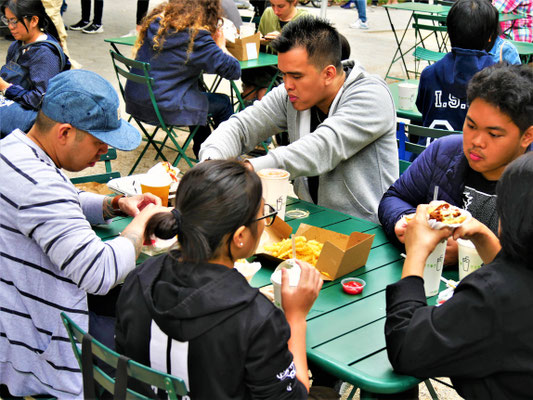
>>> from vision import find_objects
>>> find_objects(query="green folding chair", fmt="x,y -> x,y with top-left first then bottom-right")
110,50 -> 202,175
70,148 -> 121,184
509,39 -> 533,64
61,312 -> 188,400
412,46 -> 447,78
396,122 -> 461,174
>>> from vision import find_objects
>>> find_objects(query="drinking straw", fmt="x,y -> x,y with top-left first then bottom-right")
433,185 -> 439,202
292,234 -> 296,259
440,276 -> 457,289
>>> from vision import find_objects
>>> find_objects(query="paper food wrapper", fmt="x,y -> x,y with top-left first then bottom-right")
147,162 -> 180,193
402,201 -> 471,230
234,260 -> 262,283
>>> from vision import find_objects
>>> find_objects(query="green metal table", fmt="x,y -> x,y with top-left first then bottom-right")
387,79 -> 422,123
96,197 -> 457,396
383,3 -> 526,81
383,3 -> 451,81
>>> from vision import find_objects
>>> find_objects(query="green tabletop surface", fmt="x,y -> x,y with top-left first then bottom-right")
96,197 -> 460,395
383,2 -> 450,14
105,35 -> 137,46
388,79 -> 422,122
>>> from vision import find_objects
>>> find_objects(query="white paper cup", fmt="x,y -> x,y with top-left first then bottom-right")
270,259 -> 300,310
257,168 -> 290,220
457,239 -> 484,280
398,83 -> 418,110
423,239 -> 446,297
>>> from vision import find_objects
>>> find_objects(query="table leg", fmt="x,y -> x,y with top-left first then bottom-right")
385,8 -> 414,80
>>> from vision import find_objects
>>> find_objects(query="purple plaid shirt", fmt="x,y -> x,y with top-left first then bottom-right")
493,0 -> 533,42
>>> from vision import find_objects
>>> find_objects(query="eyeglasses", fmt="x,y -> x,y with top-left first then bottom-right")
1,15 -> 20,27
253,203 -> 277,226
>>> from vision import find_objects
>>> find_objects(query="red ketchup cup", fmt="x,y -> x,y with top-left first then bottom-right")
341,278 -> 366,295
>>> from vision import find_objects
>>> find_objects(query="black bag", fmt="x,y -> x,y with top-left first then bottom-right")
0,40 -> 68,90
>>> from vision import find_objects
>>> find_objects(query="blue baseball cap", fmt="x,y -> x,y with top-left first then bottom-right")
41,70 -> 141,151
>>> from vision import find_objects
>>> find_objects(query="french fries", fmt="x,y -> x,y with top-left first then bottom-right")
263,236 -> 323,266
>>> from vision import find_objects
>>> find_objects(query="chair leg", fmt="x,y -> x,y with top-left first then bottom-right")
172,127 -> 197,168
424,379 -> 439,400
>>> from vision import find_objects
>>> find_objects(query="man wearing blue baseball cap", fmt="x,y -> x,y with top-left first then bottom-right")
0,70 -> 167,398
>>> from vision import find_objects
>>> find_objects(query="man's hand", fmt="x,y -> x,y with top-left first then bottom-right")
0,77 -> 12,92
444,237 -> 458,266
453,218 -> 501,264
120,203 -> 169,258
264,30 -> 280,41
394,215 -> 412,244
402,205 -> 453,278
281,260 -> 322,320
118,193 -> 161,217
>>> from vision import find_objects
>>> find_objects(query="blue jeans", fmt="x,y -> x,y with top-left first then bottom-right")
355,0 -> 367,22
0,99 -> 38,138
192,92 -> 233,157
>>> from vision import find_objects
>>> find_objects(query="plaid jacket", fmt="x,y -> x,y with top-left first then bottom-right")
493,0 -> 533,42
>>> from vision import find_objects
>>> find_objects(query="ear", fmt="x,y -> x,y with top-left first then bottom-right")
56,124 -> 75,145
322,65 -> 338,85
520,125 -> 533,149
232,225 -> 247,248
29,15 -> 39,29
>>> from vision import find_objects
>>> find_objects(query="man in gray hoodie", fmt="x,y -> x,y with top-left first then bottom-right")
199,16 -> 398,223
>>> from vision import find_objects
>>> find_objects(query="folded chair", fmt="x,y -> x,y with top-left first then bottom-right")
397,122 -> 461,174
110,50 -> 204,175
61,312 -> 188,400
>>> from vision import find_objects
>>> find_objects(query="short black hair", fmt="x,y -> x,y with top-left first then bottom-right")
496,152 -> 533,265
467,63 -> 533,134
271,16 -> 342,71
446,0 -> 499,51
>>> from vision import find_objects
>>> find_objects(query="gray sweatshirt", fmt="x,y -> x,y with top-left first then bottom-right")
199,60 -> 399,223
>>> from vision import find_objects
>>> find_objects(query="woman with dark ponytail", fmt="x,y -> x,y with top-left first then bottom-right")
0,0 -> 70,137
116,160 -> 323,399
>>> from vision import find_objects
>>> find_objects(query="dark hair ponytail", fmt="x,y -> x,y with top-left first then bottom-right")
144,160 -> 263,263
496,153 -> 533,265
2,0 -> 61,43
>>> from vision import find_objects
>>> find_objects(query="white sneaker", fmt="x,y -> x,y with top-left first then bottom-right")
349,19 -> 361,29
121,29 -> 138,38
359,21 -> 369,29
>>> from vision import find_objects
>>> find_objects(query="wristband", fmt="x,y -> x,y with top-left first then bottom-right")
111,195 -> 125,212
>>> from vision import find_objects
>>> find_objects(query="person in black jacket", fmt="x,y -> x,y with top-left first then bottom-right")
115,160 -> 323,399
385,151 -> 533,399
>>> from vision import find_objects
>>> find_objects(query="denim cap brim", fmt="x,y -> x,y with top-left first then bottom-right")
41,70 -> 141,151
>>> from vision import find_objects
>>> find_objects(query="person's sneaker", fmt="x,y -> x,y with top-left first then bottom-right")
359,21 -> 369,29
349,19 -> 362,29
340,2 -> 353,8
82,23 -> 104,34
69,19 -> 90,30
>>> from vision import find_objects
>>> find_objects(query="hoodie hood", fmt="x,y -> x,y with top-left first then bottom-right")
433,47 -> 495,99
138,252 -> 259,342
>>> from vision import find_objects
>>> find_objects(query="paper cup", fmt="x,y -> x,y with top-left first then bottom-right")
458,239 -> 484,280
423,239 -> 446,297
270,259 -> 300,310
398,82 -> 418,110
140,174 -> 172,206
257,168 -> 290,220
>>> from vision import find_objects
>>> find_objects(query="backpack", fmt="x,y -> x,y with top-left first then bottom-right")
0,39 -> 69,91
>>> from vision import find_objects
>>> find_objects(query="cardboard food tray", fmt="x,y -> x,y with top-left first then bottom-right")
256,219 -> 375,281
226,32 -> 260,61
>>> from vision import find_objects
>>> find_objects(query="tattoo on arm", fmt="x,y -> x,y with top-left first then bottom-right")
103,197 -> 116,220
121,232 -> 143,259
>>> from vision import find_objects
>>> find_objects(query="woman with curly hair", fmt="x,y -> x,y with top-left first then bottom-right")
125,0 -> 240,157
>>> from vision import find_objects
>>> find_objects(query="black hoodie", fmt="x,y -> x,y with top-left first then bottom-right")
115,251 -> 307,399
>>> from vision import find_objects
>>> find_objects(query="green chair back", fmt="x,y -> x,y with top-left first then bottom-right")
412,46 -> 447,77
61,312 -> 188,400
109,50 -> 199,174
509,39 -> 533,64
396,122 -> 461,174
71,148 -> 121,184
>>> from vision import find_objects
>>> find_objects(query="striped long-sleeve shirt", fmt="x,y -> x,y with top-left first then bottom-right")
0,131 -> 136,398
